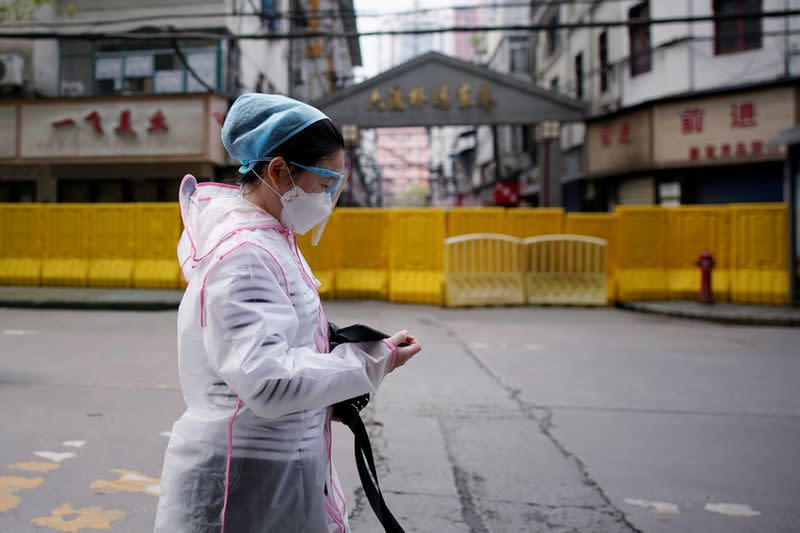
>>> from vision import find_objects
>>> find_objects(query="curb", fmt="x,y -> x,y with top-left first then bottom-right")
0,299 -> 180,311
617,302 -> 800,327
0,288 -> 183,311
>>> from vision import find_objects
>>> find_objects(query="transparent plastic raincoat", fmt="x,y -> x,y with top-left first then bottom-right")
154,175 -> 397,533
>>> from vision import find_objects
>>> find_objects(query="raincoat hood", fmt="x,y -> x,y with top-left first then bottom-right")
178,174 -> 283,283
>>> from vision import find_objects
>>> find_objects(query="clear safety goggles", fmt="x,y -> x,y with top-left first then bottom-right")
262,158 -> 349,245
289,161 -> 348,246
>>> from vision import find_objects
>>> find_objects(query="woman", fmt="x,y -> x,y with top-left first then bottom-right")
155,93 -> 422,533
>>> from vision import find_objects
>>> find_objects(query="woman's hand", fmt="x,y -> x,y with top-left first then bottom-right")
388,330 -> 422,370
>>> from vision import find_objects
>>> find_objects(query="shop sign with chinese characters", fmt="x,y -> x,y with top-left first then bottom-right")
365,83 -> 496,112
653,86 -> 793,164
19,98 -> 216,160
586,109 -> 651,175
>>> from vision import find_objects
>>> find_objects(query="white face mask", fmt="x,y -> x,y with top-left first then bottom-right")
252,168 -> 333,235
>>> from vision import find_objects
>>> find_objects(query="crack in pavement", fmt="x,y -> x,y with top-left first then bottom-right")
382,488 -> 622,518
438,417 -> 490,533
433,316 -> 644,533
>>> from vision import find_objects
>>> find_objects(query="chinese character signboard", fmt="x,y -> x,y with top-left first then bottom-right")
680,108 -> 703,134
586,86 -> 793,175
586,109 -> 651,175
314,52 -> 585,128
365,83 -> 495,114
653,87 -> 791,165
14,95 -> 228,164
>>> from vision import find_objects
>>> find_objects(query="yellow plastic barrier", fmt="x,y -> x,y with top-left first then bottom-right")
296,213 -> 340,300
0,204 -> 44,286
134,203 -> 181,289
616,207 -> 667,300
388,208 -> 445,305
729,204 -> 788,304
564,213 -> 618,302
334,208 -> 390,299
666,206 -> 731,301
88,205 -> 136,288
524,235 -> 608,306
446,207 -> 506,237
444,233 -> 525,307
505,208 -> 564,238
41,204 -> 92,286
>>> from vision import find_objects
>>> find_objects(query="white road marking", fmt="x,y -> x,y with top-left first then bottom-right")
62,440 -> 86,448
705,503 -> 761,517
33,451 -> 76,463
469,342 -> 489,350
523,344 -> 544,351
3,329 -> 37,336
159,431 -> 171,438
624,498 -> 680,514
121,472 -> 150,482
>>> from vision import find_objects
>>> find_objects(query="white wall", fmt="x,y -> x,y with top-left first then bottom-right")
532,0 -> 800,152
618,0 -> 800,107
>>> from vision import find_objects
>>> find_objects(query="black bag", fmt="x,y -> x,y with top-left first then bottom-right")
328,323 -> 405,533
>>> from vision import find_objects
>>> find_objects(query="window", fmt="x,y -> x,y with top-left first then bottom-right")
714,0 -> 762,54
574,52 -> 584,99
546,10 -> 560,57
509,36 -> 530,74
59,38 -> 222,97
628,2 -> 651,77
550,77 -> 559,91
599,31 -> 609,92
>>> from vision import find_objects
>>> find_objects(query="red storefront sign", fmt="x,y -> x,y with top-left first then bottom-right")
730,101 -> 756,128
51,118 -> 76,128
84,111 -> 104,134
680,101 -> 768,161
147,110 -> 169,133
680,108 -> 703,134
600,121 -> 632,147
494,180 -> 520,205
52,108 -> 170,136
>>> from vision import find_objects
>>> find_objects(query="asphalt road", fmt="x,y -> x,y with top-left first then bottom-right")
0,303 -> 798,532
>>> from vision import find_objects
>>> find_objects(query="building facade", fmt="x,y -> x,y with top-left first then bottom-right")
287,0 -> 362,102
0,0 -> 360,202
366,8 -> 444,206
447,1 -> 537,207
531,0 -> 800,211
375,127 -> 431,205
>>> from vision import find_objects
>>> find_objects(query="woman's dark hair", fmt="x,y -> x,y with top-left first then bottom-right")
243,119 -> 345,186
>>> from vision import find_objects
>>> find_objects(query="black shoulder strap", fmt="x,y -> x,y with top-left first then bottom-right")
327,321 -> 405,532
341,407 -> 405,533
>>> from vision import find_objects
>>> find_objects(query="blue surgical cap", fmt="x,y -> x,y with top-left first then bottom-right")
221,93 -> 330,174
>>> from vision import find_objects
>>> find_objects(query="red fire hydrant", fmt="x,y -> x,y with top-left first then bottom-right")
696,250 -> 715,304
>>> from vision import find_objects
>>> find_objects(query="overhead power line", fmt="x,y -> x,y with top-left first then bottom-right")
0,1 -> 684,28
0,10 -> 797,40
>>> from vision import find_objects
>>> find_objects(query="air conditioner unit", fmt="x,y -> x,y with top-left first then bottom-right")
0,54 -> 24,86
